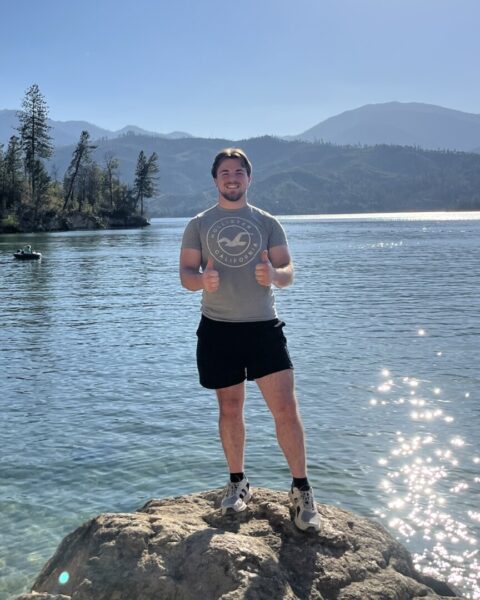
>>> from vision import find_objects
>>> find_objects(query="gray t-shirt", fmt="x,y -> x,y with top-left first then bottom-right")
181,204 -> 288,322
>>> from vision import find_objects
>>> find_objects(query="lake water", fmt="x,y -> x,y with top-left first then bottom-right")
1,212 -> 479,599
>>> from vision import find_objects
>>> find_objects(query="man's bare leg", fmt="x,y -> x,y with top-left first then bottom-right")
256,368 -> 321,531
216,382 -> 252,513
255,369 -> 306,478
216,382 -> 246,473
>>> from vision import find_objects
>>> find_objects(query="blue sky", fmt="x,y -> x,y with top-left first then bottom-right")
2,0 -> 479,139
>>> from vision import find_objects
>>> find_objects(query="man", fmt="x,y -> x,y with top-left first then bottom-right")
179,147 -> 321,532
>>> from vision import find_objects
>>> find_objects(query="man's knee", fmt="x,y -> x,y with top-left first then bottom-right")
271,396 -> 299,421
218,395 -> 244,419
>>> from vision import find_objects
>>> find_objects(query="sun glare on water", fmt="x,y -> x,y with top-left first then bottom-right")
279,211 -> 480,222
371,368 -> 479,598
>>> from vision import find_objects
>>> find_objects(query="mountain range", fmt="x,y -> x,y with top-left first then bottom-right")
0,109 -> 192,148
1,102 -> 479,217
1,101 -> 480,152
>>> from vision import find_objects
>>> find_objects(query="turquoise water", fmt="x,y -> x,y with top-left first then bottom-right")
1,213 -> 479,599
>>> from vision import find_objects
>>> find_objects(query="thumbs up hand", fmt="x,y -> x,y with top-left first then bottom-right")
255,249 -> 275,286
202,256 -> 220,292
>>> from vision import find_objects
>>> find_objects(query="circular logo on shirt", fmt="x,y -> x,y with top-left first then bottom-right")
207,217 -> 262,267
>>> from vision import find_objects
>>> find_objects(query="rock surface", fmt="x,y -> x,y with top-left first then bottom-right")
17,488 -> 462,600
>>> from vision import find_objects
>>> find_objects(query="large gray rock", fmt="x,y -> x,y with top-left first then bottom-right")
17,488 -> 462,600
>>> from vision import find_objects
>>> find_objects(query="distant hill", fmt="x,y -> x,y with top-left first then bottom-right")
47,135 -> 480,217
295,102 -> 480,152
0,109 -> 192,148
4,101 -> 480,152
50,134 -> 477,218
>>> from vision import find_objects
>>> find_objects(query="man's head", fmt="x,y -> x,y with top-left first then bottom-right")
212,148 -> 252,205
211,148 -> 252,179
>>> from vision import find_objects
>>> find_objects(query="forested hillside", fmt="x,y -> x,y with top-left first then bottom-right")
49,134 -> 480,218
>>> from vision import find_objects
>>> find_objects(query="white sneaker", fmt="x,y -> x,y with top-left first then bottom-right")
221,477 -> 252,514
289,486 -> 321,532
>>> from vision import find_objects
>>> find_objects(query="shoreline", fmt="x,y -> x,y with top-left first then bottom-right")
0,211 -> 150,235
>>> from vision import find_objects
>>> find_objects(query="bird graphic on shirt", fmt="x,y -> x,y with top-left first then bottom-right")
218,232 -> 249,248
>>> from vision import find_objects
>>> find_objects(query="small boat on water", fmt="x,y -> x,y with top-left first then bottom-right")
13,245 -> 42,260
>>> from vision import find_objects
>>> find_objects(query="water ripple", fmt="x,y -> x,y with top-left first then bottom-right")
1,216 -> 479,599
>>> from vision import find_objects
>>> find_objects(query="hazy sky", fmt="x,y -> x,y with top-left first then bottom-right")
2,0 -> 479,139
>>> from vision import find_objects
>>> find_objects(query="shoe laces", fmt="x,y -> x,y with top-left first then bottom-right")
226,480 -> 241,497
299,488 -> 315,511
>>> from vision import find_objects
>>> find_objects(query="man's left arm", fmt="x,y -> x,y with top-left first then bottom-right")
255,245 -> 294,288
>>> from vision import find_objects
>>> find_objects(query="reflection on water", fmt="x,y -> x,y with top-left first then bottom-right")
371,363 -> 479,598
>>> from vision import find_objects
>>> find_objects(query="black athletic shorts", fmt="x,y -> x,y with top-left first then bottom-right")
196,315 -> 294,389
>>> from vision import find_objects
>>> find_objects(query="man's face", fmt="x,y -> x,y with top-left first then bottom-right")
214,158 -> 251,203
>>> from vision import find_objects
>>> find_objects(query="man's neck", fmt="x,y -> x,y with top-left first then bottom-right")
217,195 -> 248,210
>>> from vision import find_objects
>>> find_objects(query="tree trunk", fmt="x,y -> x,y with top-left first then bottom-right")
63,152 -> 84,211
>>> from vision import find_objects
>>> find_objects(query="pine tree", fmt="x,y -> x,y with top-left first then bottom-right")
33,161 -> 51,212
5,135 -> 24,209
85,163 -> 102,211
0,144 -> 6,215
63,130 -> 97,211
17,84 -> 53,217
103,153 -> 120,209
133,151 -> 159,216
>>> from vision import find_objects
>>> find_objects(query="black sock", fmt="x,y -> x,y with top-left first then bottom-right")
230,472 -> 245,483
292,477 -> 310,491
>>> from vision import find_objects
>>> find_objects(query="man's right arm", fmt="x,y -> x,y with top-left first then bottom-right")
179,248 -> 204,291
179,249 -> 219,292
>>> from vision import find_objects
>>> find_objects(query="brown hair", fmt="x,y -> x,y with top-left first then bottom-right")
211,147 -> 252,178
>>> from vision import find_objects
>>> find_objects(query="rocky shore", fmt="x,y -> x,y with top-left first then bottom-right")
16,488 -> 463,600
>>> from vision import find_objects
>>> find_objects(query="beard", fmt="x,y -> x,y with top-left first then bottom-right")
220,190 -> 244,202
